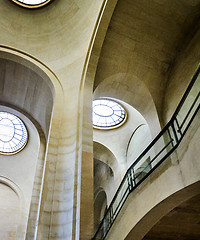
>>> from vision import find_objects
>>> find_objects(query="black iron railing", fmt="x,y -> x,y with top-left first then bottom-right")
92,65 -> 200,240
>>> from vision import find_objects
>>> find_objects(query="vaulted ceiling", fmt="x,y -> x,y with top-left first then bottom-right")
94,0 -> 200,119
143,193 -> 200,240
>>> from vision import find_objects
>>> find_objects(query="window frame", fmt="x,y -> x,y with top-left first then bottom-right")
93,98 -> 128,130
0,111 -> 28,155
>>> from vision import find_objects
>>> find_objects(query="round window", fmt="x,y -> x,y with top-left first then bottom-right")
0,112 -> 28,155
93,99 -> 127,129
11,0 -> 52,8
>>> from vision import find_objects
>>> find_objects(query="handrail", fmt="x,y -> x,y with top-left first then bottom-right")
92,65 -> 200,240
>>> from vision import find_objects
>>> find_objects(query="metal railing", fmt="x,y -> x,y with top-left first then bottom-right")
92,65 -> 200,240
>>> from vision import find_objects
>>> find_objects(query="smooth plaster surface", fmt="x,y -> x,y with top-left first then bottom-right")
0,0 -> 200,239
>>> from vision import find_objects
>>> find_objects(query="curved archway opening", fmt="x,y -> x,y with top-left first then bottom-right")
93,142 -> 116,204
0,57 -> 54,139
143,192 -> 200,240
0,47 -> 64,240
94,189 -> 107,232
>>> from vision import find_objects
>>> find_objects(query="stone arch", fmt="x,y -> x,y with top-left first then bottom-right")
77,1 -> 120,238
0,46 -> 64,240
0,45 -> 64,139
0,104 -> 42,240
125,181 -> 200,240
81,0 -> 118,153
93,141 -> 117,204
93,141 -> 117,173
94,188 -> 107,232
94,73 -> 161,137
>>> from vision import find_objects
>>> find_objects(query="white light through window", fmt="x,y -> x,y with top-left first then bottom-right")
11,0 -> 51,8
0,112 -> 28,155
93,99 -> 127,129
17,0 -> 47,4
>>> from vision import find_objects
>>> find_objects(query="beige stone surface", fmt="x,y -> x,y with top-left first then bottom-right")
106,113 -> 200,240
0,183 -> 19,240
0,0 -> 200,239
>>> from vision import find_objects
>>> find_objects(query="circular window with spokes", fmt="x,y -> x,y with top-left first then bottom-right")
93,99 -> 127,130
0,112 -> 28,155
11,0 -> 52,8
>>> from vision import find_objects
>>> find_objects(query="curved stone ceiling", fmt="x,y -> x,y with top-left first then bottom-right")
94,0 -> 200,117
143,193 -> 200,240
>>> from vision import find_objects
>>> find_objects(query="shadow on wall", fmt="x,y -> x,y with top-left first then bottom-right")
93,142 -> 118,203
0,57 -> 54,139
94,188 -> 107,233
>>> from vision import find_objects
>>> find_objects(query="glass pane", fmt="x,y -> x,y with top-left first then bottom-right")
93,99 -> 127,129
132,129 -> 174,182
112,177 -> 129,218
176,74 -> 200,134
0,112 -> 28,154
18,0 -> 47,5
